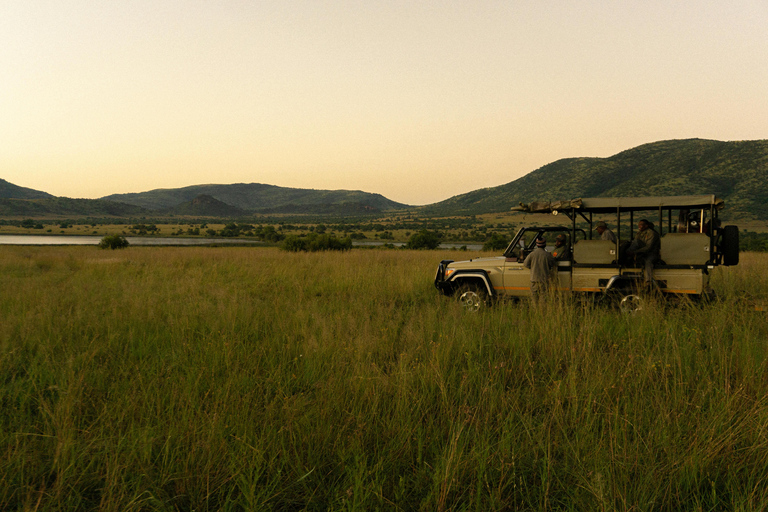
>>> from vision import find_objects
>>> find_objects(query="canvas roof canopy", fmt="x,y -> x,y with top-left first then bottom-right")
512,195 -> 724,214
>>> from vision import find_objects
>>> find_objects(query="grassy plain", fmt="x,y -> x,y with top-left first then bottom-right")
2,246 -> 768,511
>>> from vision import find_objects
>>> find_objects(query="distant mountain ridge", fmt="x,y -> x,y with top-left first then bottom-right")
3,139 -> 767,219
101,183 -> 408,214
0,197 -> 149,217
422,139 -> 768,219
164,194 -> 245,217
0,178 -> 54,200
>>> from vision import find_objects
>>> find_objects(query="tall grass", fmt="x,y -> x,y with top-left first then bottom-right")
1,247 -> 768,511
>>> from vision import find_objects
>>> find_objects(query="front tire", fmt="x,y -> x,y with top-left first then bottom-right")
456,285 -> 488,312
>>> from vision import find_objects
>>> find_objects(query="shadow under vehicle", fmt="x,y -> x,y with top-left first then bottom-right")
434,195 -> 739,312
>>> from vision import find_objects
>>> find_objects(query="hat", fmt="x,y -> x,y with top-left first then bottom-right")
594,221 -> 607,230
535,237 -> 546,248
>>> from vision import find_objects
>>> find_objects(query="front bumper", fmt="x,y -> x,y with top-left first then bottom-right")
434,260 -> 454,294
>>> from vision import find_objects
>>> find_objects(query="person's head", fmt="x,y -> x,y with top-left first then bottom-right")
638,219 -> 650,231
555,234 -> 566,246
595,221 -> 607,235
536,237 -> 546,248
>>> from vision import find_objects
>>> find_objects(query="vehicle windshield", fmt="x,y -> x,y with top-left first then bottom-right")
503,227 -> 584,258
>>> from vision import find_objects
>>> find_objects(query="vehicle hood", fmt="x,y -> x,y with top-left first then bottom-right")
447,256 -> 506,269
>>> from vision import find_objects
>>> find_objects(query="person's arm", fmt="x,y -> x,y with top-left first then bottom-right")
633,234 -> 651,255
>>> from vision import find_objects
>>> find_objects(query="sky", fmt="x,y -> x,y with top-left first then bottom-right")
2,1 -> 767,206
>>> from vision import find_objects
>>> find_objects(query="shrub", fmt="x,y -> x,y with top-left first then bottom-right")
254,225 -> 284,243
405,230 -> 441,250
220,223 -> 241,237
483,233 -> 509,251
98,235 -> 129,250
281,233 -> 352,252
281,235 -> 307,252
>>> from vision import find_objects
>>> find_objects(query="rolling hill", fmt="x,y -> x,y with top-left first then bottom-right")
3,138 -> 767,219
101,183 -> 408,213
422,139 -> 768,219
164,194 -> 245,217
0,179 -> 54,200
0,197 -> 150,218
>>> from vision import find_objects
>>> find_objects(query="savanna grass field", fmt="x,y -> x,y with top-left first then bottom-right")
2,245 -> 768,511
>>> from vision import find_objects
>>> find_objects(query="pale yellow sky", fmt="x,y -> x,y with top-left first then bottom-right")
2,1 -> 767,205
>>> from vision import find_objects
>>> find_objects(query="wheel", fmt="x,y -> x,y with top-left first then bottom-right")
619,294 -> 643,314
456,285 -> 488,312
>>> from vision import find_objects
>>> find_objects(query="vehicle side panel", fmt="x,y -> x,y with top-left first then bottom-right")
654,268 -> 708,294
501,259 -> 531,296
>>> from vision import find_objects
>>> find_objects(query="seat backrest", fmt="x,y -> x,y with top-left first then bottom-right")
660,233 -> 710,265
573,240 -> 616,264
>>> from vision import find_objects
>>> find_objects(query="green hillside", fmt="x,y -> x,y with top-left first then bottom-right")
101,183 -> 408,213
0,197 -> 149,218
164,194 -> 244,217
4,139 -> 767,219
255,201 -> 389,215
0,179 -> 54,200
422,139 -> 768,219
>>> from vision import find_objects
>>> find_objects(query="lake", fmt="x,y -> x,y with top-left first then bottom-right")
0,235 -> 484,250
0,235 -> 261,246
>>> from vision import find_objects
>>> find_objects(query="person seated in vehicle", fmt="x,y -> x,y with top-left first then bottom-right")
687,210 -> 703,233
552,233 -> 570,261
626,219 -> 661,287
595,221 -> 617,242
702,218 -> 720,236
511,237 -> 527,262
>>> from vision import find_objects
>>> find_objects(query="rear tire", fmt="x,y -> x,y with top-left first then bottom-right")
619,294 -> 644,314
603,286 -> 644,313
721,225 -> 739,266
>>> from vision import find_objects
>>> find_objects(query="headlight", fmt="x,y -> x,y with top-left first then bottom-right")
444,268 -> 457,279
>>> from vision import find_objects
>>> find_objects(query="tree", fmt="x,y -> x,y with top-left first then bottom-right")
98,235 -> 129,250
405,230 -> 441,250
482,233 -> 509,251
281,233 -> 352,252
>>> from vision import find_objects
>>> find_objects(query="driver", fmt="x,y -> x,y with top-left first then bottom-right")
552,234 -> 570,261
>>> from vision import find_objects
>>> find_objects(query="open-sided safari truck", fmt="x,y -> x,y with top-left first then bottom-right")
434,195 -> 739,311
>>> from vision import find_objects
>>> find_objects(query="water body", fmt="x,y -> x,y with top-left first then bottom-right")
0,235 -> 484,250
354,241 -> 484,251
0,235 -> 262,246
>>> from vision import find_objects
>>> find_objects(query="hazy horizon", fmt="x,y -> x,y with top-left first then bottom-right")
5,136 -> 766,206
3,1 -> 767,205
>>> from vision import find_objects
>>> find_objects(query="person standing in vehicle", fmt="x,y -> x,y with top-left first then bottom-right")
552,234 -> 570,261
523,237 -> 555,303
595,221 -> 617,243
627,219 -> 660,287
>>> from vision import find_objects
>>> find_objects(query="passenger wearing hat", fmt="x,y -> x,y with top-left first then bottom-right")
595,221 -> 617,243
552,233 -> 570,261
627,219 -> 660,287
523,237 -> 555,303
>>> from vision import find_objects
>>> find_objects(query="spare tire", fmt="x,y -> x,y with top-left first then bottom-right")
721,225 -> 739,266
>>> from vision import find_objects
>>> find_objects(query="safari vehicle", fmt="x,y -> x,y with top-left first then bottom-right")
434,195 -> 739,311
